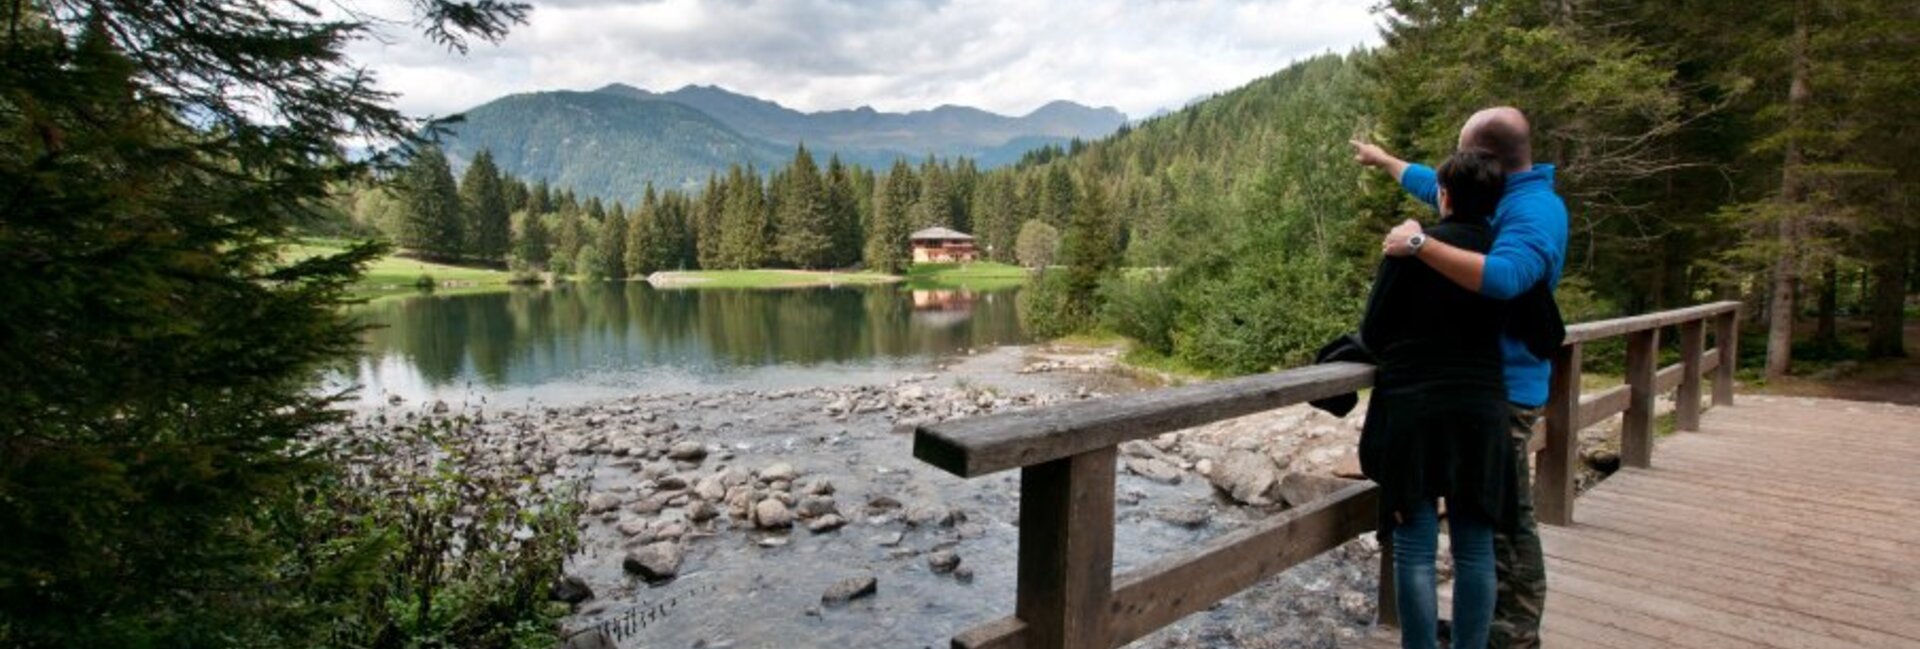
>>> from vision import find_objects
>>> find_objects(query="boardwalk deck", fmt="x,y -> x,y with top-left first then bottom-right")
1355,395 -> 1920,649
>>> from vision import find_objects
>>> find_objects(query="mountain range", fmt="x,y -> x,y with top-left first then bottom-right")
436,84 -> 1127,201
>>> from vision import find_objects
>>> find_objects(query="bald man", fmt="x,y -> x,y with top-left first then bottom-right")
1351,107 -> 1566,649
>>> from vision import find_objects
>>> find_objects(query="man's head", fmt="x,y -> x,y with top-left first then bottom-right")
1458,106 -> 1532,173
1436,149 -> 1506,221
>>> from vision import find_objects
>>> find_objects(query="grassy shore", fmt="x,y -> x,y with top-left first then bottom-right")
904,262 -> 1028,290
651,261 -> 1031,291
285,241 -> 518,301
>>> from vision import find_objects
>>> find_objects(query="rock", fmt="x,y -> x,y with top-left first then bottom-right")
654,475 -> 689,490
552,574 -> 594,604
1338,590 -> 1372,622
1154,507 -> 1210,529
820,575 -> 878,606
1332,450 -> 1366,480
430,400 -> 450,414
1275,472 -> 1359,508
926,550 -> 961,574
694,475 -> 728,501
629,494 -> 669,515
904,503 -> 957,528
666,441 -> 707,461
615,519 -> 650,538
585,493 -> 622,514
757,536 -> 789,548
760,462 -> 797,483
807,513 -> 848,533
686,500 -> 719,522
874,531 -> 904,547
867,495 -> 904,511
1194,458 -> 1215,476
1208,450 -> 1280,505
1124,457 -> 1183,485
654,523 -> 688,541
796,495 -> 838,519
804,479 -> 836,496
753,499 -> 793,529
622,542 -> 682,582
560,629 -> 617,649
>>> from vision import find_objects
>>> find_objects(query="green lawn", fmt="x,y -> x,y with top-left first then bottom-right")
905,261 -> 1029,290
645,269 -> 900,289
284,240 -> 517,301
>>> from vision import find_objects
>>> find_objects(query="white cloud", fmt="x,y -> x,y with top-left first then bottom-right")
346,0 -> 1381,119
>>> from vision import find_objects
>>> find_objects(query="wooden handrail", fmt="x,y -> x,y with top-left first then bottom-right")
911,301 -> 1742,648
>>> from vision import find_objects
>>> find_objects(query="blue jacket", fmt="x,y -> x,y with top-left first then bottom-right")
1400,163 -> 1568,407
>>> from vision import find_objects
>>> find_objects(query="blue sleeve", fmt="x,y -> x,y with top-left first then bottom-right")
1399,163 -> 1439,209
1480,196 -> 1567,300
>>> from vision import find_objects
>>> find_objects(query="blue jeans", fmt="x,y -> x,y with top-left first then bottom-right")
1394,500 -> 1496,649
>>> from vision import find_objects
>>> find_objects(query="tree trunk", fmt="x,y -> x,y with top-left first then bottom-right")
1815,260 -> 1838,346
1867,253 -> 1908,358
1765,0 -> 1812,380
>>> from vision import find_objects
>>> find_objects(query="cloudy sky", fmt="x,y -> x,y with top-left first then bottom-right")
348,0 -> 1382,120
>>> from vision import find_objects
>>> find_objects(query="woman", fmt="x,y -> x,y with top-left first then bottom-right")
1358,149 -> 1517,649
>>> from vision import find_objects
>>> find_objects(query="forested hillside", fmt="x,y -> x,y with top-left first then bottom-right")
348,0 -> 1915,380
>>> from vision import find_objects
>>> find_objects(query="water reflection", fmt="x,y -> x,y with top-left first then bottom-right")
339,282 -> 1026,405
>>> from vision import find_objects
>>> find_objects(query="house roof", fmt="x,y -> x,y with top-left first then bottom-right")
909,227 -> 974,241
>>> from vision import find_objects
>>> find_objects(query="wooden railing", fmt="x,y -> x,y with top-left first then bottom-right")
912,301 -> 1742,648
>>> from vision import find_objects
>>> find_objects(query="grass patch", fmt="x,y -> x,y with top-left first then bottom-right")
905,262 -> 1028,291
647,269 -> 899,289
284,240 -> 517,301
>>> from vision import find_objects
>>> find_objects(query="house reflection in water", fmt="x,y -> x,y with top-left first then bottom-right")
910,289 -> 984,328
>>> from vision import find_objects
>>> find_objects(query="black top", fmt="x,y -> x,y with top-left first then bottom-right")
1357,217 -> 1517,534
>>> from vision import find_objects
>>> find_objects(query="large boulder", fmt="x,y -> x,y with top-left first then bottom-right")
1275,472 -> 1360,508
1124,457 -> 1183,485
552,574 -> 594,605
753,498 -> 794,529
1208,450 -> 1280,505
622,542 -> 683,582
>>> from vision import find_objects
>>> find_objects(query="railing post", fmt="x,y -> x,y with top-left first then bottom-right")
1713,311 -> 1738,406
1677,319 -> 1705,430
1537,342 -> 1581,526
1015,447 -> 1115,649
1622,329 -> 1659,469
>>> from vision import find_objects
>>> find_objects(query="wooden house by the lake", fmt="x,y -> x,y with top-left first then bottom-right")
909,227 -> 978,263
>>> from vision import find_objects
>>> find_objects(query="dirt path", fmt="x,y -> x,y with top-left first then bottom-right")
1759,321 -> 1920,406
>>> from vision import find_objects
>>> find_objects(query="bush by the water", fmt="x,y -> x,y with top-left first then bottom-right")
1019,270 -> 1092,339
1098,274 -> 1178,357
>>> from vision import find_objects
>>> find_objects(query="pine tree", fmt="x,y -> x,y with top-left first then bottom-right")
626,185 -> 663,276
397,146 -> 465,260
459,149 -> 511,261
774,145 -> 834,269
824,156 -> 863,268
529,180 -> 554,215
864,160 -> 916,273
513,209 -> 551,270
1060,176 -> 1118,317
717,165 -> 768,268
598,202 -> 629,279
694,173 -> 725,269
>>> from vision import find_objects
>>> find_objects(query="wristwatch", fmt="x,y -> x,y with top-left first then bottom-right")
1406,232 -> 1427,255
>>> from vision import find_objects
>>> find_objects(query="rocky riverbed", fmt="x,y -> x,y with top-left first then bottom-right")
357,345 -> 1604,648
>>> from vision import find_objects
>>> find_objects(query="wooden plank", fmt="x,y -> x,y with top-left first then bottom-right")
1713,311 -> 1738,405
1575,384 -> 1629,432
1677,320 -> 1706,430
1012,447 -> 1115,649
1622,329 -> 1659,469
953,617 -> 1026,649
1654,361 -> 1685,393
914,362 -> 1373,477
1563,301 -> 1739,344
1537,342 -> 1581,525
1106,481 -> 1378,645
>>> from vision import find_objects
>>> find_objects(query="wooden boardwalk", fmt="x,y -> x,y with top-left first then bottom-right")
1359,395 -> 1920,649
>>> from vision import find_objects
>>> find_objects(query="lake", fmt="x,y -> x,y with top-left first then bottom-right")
334,282 -> 1029,407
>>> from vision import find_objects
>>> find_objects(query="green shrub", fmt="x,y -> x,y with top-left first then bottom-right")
415,273 -> 437,291
1172,259 -> 1363,375
1019,270 -> 1092,338
1099,274 -> 1177,356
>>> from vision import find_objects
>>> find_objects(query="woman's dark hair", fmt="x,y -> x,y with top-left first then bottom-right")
1436,149 -> 1507,220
